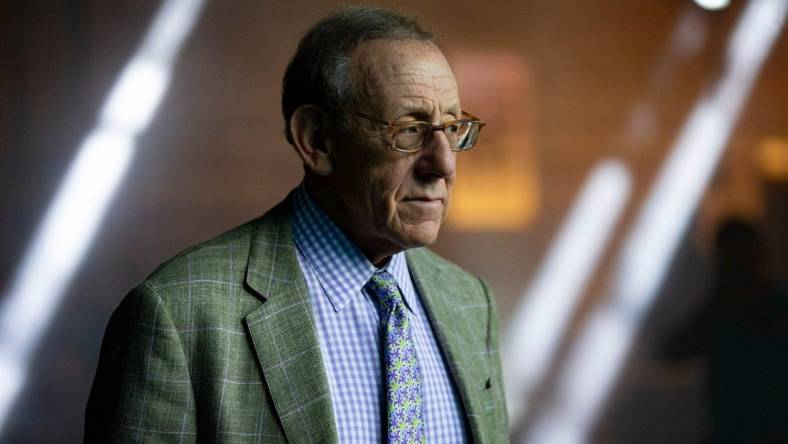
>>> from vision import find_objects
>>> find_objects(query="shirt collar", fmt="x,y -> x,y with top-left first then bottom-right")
291,184 -> 418,315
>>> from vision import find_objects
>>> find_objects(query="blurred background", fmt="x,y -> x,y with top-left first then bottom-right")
1,0 -> 787,442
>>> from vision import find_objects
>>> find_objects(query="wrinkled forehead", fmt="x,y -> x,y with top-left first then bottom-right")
350,39 -> 460,119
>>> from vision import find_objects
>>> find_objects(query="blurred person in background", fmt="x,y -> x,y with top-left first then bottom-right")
85,6 -> 508,443
665,215 -> 788,443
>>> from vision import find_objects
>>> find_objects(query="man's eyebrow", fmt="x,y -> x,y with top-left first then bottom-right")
398,110 -> 433,120
392,106 -> 461,121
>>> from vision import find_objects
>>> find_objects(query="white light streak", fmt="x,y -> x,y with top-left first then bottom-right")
0,0 -> 206,435
0,130 -> 133,340
524,1 -> 787,443
503,161 -> 631,423
504,5 -> 709,430
694,0 -> 731,11
101,60 -> 170,132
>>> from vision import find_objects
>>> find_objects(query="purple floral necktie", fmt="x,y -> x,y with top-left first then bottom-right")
366,270 -> 426,443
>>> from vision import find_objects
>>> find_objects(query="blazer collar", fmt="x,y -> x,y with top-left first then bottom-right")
406,248 -> 491,443
242,195 -> 338,443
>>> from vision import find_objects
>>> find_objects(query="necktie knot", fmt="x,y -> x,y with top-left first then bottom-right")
366,270 -> 405,312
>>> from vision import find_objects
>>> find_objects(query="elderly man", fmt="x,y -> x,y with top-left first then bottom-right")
86,6 -> 507,443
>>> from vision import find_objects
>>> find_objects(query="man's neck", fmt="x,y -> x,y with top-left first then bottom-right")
302,177 -> 396,267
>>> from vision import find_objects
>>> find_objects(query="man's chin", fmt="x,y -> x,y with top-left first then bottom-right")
396,220 -> 443,248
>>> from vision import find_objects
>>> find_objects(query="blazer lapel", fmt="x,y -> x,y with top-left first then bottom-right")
243,200 -> 338,443
407,248 -> 491,443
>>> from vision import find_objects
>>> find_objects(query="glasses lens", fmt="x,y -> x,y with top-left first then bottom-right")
444,122 -> 462,147
454,121 -> 479,150
394,122 -> 430,151
393,120 -> 481,151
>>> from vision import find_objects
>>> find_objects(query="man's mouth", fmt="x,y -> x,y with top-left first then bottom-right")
403,196 -> 444,203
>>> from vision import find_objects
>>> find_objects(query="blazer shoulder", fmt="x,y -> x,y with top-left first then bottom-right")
406,247 -> 487,290
143,218 -> 257,288
140,197 -> 294,300
406,246 -> 464,273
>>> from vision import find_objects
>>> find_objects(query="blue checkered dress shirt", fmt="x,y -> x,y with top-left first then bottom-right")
291,185 -> 468,443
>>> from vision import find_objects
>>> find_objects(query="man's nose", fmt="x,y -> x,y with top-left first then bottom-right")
417,129 -> 456,178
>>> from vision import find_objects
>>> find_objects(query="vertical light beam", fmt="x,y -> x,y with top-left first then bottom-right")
502,161 -> 631,423
0,0 -> 206,435
525,1 -> 788,443
503,4 -> 709,429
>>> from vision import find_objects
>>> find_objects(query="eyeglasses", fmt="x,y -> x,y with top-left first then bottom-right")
337,109 -> 486,153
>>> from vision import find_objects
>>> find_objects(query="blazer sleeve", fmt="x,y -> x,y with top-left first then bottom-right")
85,284 -> 196,443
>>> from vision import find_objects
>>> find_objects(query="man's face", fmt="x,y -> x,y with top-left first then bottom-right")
325,39 -> 461,263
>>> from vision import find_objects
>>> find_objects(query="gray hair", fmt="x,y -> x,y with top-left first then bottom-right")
281,5 -> 436,145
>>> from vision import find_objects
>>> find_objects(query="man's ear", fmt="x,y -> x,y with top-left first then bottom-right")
289,105 -> 333,176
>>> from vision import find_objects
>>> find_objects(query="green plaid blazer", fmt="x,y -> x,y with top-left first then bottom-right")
85,197 -> 508,443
